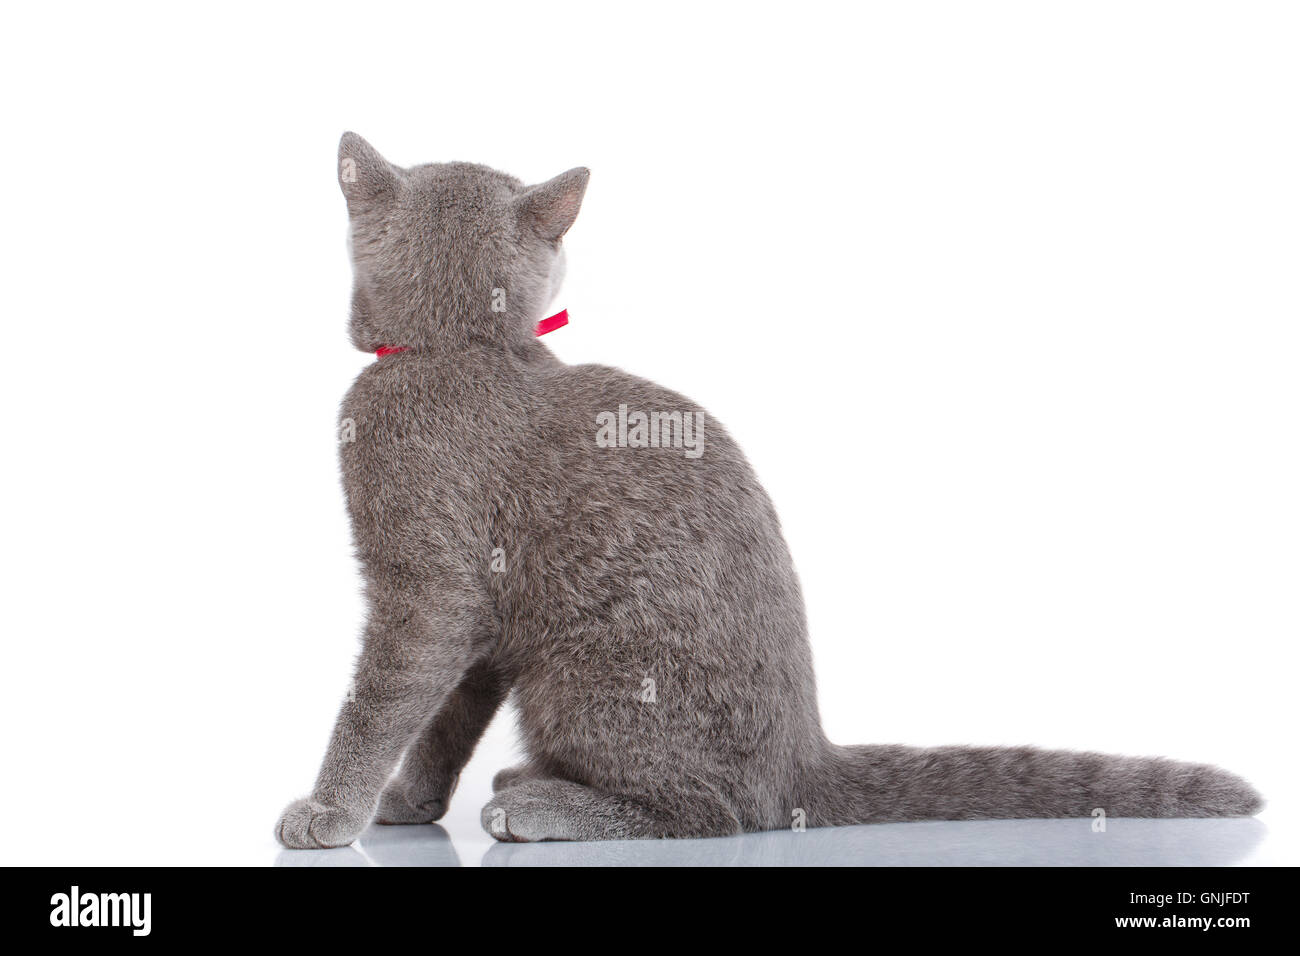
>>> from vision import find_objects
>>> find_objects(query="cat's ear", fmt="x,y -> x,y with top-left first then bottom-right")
337,131 -> 402,211
516,168 -> 590,241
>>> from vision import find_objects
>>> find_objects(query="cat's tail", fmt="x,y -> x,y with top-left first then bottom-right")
804,744 -> 1262,825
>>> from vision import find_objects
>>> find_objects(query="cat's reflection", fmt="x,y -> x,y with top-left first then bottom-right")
275,823 -> 462,867
481,817 -> 1266,867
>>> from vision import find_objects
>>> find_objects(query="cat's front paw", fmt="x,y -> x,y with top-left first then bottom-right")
375,784 -> 448,825
274,797 -> 366,849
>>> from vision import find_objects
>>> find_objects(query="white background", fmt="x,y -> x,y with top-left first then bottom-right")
1,1 -> 1295,866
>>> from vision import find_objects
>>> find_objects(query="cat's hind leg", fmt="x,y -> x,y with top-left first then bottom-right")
481,779 -> 742,842
376,659 -> 511,824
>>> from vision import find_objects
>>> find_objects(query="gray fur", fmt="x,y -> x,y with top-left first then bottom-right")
275,133 -> 1262,848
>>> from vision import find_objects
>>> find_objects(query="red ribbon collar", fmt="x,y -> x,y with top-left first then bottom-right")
534,309 -> 569,336
376,309 -> 568,358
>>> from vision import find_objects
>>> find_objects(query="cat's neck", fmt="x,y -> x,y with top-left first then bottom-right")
356,297 -> 560,365
371,331 -> 559,371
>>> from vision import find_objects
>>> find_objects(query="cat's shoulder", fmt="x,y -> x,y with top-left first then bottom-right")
344,352 -> 468,398
544,362 -> 698,408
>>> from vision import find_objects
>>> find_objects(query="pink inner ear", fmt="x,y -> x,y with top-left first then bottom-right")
536,309 -> 569,336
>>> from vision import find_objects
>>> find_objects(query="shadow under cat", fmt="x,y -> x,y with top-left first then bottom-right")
274,817 -> 1263,867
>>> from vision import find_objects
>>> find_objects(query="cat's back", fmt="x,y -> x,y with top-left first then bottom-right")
513,359 -> 796,609
530,360 -> 757,498
338,350 -> 534,568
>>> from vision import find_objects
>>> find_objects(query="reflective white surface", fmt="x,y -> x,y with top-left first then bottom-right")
275,816 -> 1266,868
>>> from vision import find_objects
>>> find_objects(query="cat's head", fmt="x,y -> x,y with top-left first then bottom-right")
337,131 -> 588,354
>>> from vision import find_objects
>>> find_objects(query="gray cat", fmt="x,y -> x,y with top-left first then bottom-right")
275,133 -> 1262,848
